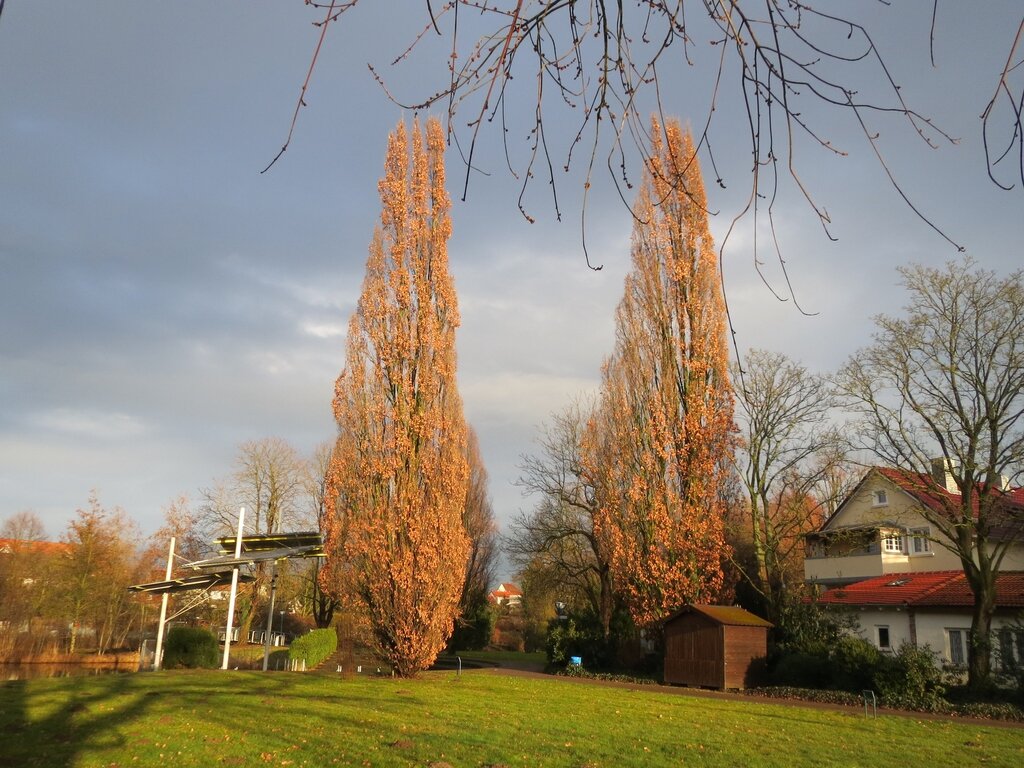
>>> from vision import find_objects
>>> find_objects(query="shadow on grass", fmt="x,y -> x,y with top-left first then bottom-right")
0,674 -> 157,767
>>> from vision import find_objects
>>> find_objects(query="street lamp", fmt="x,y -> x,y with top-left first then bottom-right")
279,610 -> 286,643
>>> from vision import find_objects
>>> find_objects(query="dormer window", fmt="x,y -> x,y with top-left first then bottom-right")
872,489 -> 888,507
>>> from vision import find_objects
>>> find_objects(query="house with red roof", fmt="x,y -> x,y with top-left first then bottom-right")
803,463 -> 1024,668
815,571 -> 1024,670
805,463 -> 1024,587
487,582 -> 522,609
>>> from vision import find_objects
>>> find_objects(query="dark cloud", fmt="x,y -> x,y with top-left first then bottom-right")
1,2 -> 1020,547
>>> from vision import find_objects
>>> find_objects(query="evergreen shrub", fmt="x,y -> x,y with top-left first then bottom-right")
288,628 -> 337,668
162,626 -> 219,669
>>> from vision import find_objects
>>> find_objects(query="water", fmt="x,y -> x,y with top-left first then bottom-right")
1,661 -> 136,681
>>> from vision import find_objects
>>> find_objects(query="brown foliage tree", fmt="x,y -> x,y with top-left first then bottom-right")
0,511 -> 57,649
323,118 -> 470,677
59,493 -> 143,654
589,118 -> 734,629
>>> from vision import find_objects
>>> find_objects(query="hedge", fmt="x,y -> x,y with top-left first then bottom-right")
162,626 -> 219,669
287,628 -> 337,669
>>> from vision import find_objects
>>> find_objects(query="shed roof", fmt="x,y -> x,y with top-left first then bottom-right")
665,605 -> 772,628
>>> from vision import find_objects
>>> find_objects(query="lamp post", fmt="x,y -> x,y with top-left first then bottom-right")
279,610 -> 286,643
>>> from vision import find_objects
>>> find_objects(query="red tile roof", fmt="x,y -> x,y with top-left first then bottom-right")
0,538 -> 70,556
487,583 -> 523,602
816,570 -> 1024,609
875,466 -> 1024,520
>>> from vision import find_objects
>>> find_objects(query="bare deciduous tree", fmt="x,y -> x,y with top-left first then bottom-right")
461,428 -> 499,606
510,399 -> 615,637
731,348 -> 848,622
276,3 -> 1023,274
839,258 -> 1024,691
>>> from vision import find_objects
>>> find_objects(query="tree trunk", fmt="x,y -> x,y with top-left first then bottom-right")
967,580 -> 995,691
599,565 -> 614,640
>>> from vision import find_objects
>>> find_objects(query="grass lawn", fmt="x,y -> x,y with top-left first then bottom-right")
1,669 -> 1021,767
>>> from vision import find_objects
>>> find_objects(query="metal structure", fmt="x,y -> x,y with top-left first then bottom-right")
128,507 -> 325,671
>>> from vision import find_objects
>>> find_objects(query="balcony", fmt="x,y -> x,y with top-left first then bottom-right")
804,526 -> 914,586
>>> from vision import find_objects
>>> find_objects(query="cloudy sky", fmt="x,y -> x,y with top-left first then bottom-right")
1,2 -> 1021,553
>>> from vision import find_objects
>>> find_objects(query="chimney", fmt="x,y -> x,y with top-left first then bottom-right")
929,458 -> 959,494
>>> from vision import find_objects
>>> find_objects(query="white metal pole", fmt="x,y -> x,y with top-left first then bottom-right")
153,536 -> 176,671
221,507 -> 245,670
261,563 -> 278,671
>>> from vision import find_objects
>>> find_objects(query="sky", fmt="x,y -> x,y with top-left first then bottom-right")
1,2 -> 1021,558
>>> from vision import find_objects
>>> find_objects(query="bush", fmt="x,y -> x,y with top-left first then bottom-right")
744,686 -> 864,707
288,628 -> 337,669
873,642 -> 946,710
546,616 -> 614,669
163,626 -> 219,669
830,636 -> 883,692
769,652 -> 834,689
449,602 -> 496,651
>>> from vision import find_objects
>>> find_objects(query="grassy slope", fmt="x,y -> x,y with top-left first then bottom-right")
1,670 -> 1021,767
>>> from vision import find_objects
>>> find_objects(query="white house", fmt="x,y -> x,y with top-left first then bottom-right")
803,464 -> 1024,667
487,582 -> 523,608
805,465 -> 1024,587
814,570 -> 1024,669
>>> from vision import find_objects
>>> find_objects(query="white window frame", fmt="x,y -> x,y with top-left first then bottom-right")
909,526 -> 931,555
946,628 -> 969,667
882,532 -> 905,553
872,489 -> 889,507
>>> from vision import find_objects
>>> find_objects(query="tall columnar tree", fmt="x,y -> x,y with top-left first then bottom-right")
323,118 -> 470,677
591,118 -> 734,629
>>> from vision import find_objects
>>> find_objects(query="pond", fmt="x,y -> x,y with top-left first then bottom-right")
1,661 -> 137,681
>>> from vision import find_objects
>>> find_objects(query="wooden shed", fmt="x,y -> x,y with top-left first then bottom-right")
663,605 -> 772,690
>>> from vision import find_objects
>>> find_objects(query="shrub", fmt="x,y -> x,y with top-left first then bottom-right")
769,651 -> 834,689
162,626 -> 219,669
744,686 -> 864,707
449,602 -> 496,651
546,616 -> 613,669
288,628 -> 337,669
955,701 -> 1024,721
873,642 -> 946,710
830,636 -> 883,692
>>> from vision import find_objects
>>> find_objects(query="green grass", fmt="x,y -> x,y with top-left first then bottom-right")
2,669 -> 1021,767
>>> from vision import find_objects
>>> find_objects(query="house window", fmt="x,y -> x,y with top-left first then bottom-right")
947,629 -> 969,666
882,532 -> 904,553
876,626 -> 891,651
910,527 -> 931,554
998,629 -> 1024,671
872,489 -> 889,507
